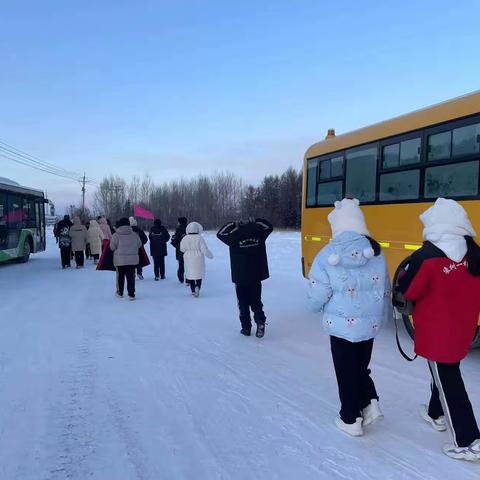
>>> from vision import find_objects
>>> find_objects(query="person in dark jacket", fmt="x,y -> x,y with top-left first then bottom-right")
129,217 -> 148,280
217,217 -> 273,338
397,198 -> 480,461
56,215 -> 73,268
171,217 -> 188,283
149,219 -> 171,280
107,219 -> 115,235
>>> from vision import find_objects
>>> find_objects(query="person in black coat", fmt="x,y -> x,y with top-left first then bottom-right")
149,219 -> 171,280
55,215 -> 73,268
217,217 -> 273,338
129,217 -> 148,280
171,217 -> 188,283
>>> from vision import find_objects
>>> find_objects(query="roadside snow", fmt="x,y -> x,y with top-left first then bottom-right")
0,230 -> 478,480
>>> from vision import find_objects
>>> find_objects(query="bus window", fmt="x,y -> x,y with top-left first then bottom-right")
400,138 -> 421,165
346,144 -> 377,202
7,195 -> 23,228
306,159 -> 317,207
380,170 -> 420,201
428,131 -> 451,162
453,123 -> 480,157
317,181 -> 342,205
425,161 -> 479,198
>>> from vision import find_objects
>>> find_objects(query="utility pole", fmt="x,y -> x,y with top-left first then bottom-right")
81,173 -> 86,216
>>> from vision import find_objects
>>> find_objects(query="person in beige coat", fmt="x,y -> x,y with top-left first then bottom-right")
69,217 -> 87,268
180,222 -> 213,297
87,219 -> 103,264
110,217 -> 142,300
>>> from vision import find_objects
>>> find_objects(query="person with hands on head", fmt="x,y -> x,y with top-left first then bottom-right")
217,217 -> 273,338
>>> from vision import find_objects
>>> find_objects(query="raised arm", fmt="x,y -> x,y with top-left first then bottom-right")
255,218 -> 273,240
216,221 -> 238,246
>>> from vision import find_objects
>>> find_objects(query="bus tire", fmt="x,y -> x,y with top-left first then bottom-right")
21,238 -> 32,263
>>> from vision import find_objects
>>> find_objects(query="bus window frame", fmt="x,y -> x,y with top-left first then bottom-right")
305,112 -> 480,208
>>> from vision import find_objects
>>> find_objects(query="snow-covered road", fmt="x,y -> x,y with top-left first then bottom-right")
0,230 -> 478,479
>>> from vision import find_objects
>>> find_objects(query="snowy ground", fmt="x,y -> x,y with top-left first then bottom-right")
0,229 -> 479,480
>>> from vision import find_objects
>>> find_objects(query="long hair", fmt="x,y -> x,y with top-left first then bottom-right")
365,235 -> 381,257
465,236 -> 480,276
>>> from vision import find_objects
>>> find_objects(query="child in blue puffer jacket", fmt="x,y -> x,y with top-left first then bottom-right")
308,198 -> 392,437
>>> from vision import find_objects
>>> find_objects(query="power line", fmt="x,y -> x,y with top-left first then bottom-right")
0,140 -> 81,178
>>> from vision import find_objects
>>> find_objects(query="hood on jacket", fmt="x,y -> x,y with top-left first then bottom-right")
420,198 -> 476,262
72,217 -> 81,226
89,219 -> 99,229
186,222 -> 203,234
129,216 -> 137,227
326,231 -> 375,268
116,225 -> 134,235
327,198 -> 370,238
99,217 -> 108,226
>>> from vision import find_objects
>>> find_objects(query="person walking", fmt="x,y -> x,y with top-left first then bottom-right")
149,219 -> 171,281
217,217 -> 273,338
171,217 -> 188,283
397,198 -> 480,461
308,198 -> 391,437
180,222 -> 213,297
56,215 -> 73,268
99,217 -> 112,242
87,219 -> 103,264
129,217 -> 148,280
69,217 -> 88,268
110,217 -> 142,300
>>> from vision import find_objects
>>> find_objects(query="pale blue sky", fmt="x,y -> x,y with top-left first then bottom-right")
1,0 -> 479,211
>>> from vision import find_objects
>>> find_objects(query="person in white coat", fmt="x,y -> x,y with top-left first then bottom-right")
180,222 -> 213,297
87,219 -> 103,264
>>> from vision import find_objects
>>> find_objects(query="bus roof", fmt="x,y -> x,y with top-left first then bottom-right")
305,90 -> 480,160
0,178 -> 44,197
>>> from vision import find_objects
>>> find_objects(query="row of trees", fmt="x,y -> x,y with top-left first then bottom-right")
91,167 -> 302,229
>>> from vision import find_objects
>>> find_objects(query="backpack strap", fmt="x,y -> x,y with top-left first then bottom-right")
394,314 -> 418,362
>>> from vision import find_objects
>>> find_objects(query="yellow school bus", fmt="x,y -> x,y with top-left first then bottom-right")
301,91 -> 480,342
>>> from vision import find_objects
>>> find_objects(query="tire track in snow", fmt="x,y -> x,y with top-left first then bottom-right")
43,328 -> 99,480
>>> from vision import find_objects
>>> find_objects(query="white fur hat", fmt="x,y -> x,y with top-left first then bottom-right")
327,198 -> 370,237
129,216 -> 137,227
420,198 -> 476,240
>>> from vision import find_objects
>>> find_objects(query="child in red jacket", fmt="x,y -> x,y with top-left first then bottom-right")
398,198 -> 480,461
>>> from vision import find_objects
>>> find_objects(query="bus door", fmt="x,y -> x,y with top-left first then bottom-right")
35,200 -> 45,250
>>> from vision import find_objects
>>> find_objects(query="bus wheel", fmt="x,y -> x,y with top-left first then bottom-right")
21,239 -> 31,263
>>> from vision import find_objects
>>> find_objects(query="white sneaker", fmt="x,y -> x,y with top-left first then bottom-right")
194,286 -> 200,298
420,404 -> 447,432
443,439 -> 480,461
334,416 -> 363,437
138,274 -> 144,280
115,293 -> 123,299
362,399 -> 384,426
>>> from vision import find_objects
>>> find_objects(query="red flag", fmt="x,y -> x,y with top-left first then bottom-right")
133,204 -> 154,220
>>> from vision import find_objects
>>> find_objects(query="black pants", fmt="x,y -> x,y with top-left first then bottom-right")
187,279 -> 202,293
92,254 -> 99,261
428,360 -> 480,447
116,266 -> 136,297
235,282 -> 266,331
153,256 -> 166,279
136,265 -> 143,276
60,246 -> 71,267
330,336 -> 378,424
74,251 -> 85,267
85,244 -> 91,259
177,255 -> 185,283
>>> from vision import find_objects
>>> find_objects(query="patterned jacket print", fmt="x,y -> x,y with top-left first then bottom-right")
308,231 -> 392,342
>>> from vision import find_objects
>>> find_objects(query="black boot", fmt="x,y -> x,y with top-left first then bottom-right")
256,323 -> 265,338
240,328 -> 251,336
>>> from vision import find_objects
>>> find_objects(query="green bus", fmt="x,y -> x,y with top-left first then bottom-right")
0,178 -> 47,263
